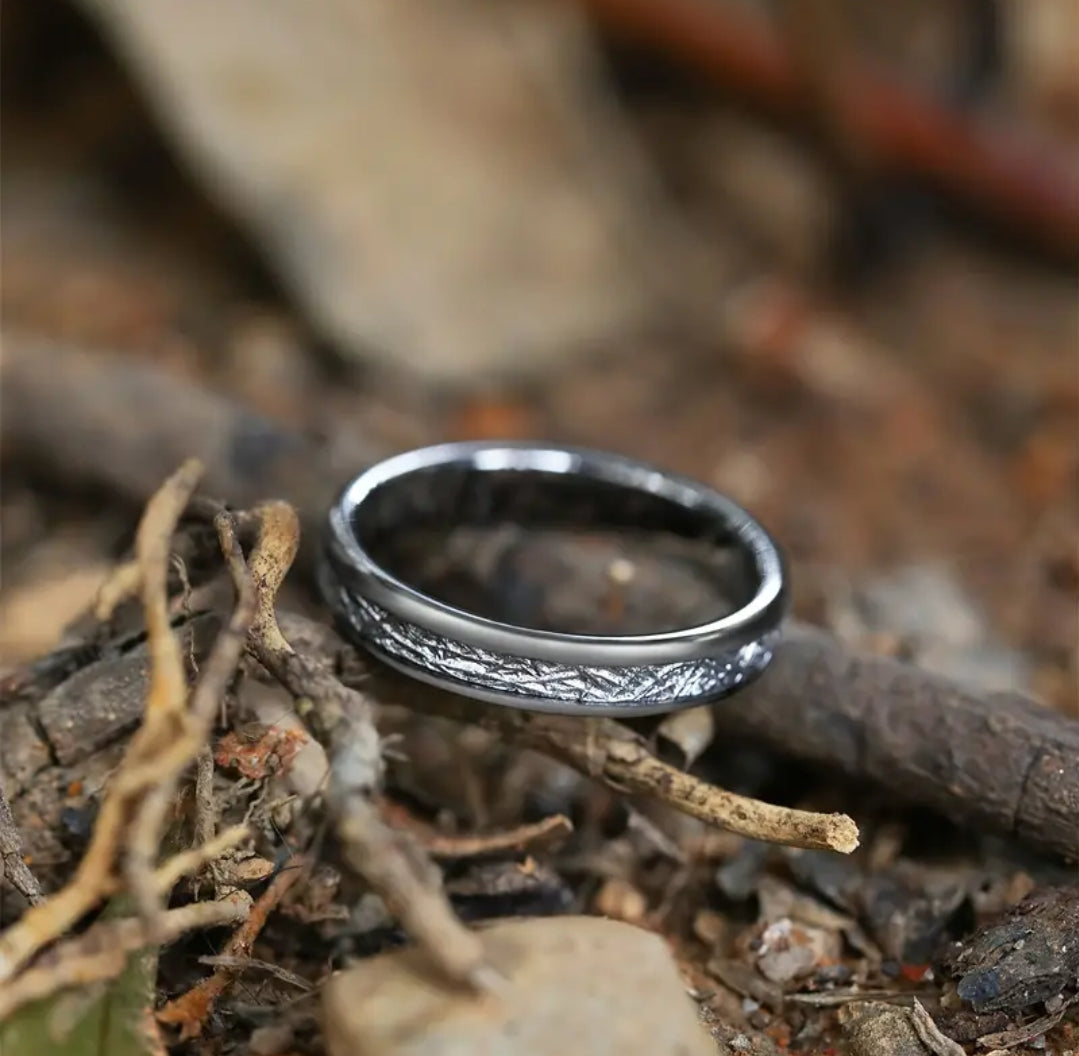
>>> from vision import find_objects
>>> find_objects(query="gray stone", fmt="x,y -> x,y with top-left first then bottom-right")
829,563 -> 1030,694
322,915 -> 715,1056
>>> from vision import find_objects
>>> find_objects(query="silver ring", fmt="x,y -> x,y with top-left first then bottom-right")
319,442 -> 788,716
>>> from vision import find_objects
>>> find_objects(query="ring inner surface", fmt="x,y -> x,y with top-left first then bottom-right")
352,464 -> 757,637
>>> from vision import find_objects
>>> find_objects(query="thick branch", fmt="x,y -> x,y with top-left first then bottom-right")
0,335 -> 375,543
716,622 -> 1079,861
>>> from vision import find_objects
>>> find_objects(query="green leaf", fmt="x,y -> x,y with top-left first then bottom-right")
0,907 -> 159,1056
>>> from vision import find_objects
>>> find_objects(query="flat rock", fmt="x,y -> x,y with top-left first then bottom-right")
322,914 -> 715,1056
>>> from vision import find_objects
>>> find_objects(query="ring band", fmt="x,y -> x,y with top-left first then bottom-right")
319,442 -> 788,716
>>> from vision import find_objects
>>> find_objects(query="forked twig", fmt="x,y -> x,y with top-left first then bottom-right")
156,859 -> 306,1039
220,504 -> 499,992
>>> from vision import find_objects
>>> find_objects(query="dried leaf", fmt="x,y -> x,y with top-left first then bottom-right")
0,924 -> 158,1056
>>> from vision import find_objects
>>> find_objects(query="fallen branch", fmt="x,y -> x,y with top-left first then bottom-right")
714,622 -> 1079,862
221,505 -> 499,993
156,859 -> 306,1039
0,894 -> 249,1021
0,334 -> 369,544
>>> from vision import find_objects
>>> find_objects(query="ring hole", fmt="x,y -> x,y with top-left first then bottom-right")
354,467 -> 755,635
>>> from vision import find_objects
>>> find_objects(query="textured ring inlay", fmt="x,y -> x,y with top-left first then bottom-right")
320,442 -> 788,717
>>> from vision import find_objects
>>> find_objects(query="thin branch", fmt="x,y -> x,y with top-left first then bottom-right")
149,825 -> 251,894
156,859 -> 306,1039
196,954 -> 313,991
359,667 -> 859,854
419,814 -> 574,862
194,749 -> 217,857
93,559 -> 143,623
123,508 -> 256,934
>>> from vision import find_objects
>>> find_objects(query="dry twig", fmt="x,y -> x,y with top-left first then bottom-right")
360,668 -> 859,853
156,859 -> 306,1039
196,954 -> 313,991
123,507 -> 256,933
93,559 -> 143,623
149,825 -> 251,894
194,747 -> 218,851
223,503 -> 499,992
420,814 -> 574,862
0,894 -> 249,1021
0,461 -> 257,988
910,999 -> 965,1056
0,462 -> 205,982
976,1003 -> 1074,1050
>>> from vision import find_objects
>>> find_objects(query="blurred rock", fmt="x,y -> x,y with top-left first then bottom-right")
829,563 -> 1031,694
592,876 -> 648,925
75,0 -> 688,380
322,915 -> 715,1056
